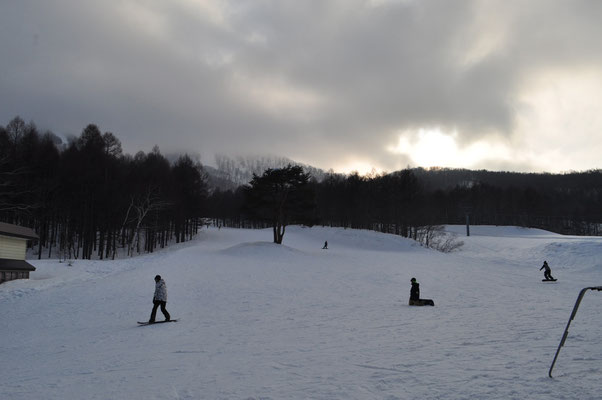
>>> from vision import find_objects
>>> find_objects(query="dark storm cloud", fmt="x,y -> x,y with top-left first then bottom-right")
1,0 -> 602,171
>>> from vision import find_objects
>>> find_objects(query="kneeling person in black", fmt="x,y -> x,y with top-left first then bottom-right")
409,277 -> 434,306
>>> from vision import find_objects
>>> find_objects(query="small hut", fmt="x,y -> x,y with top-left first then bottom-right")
0,222 -> 39,284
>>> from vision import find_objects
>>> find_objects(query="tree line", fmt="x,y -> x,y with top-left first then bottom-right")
414,167 -> 602,235
208,167 -> 602,240
1,116 -> 207,260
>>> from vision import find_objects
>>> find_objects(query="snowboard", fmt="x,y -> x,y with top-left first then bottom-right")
542,279 -> 557,282
137,319 -> 178,326
409,299 -> 435,306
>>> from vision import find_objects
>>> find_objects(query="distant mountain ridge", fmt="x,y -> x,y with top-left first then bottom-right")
203,156 -> 602,195
204,154 -> 330,191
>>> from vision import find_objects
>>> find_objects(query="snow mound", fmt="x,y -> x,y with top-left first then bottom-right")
445,224 -> 561,237
219,241 -> 307,258
288,226 -> 418,252
542,241 -> 602,273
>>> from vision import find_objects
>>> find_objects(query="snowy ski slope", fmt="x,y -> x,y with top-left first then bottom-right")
1,225 -> 601,399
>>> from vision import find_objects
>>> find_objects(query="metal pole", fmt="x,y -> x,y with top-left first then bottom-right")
549,286 -> 602,377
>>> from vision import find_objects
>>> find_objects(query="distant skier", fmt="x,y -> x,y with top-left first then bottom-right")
540,261 -> 555,281
322,241 -> 328,249
409,277 -> 434,306
149,275 -> 171,323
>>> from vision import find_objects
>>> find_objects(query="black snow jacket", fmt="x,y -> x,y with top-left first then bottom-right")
410,281 -> 420,301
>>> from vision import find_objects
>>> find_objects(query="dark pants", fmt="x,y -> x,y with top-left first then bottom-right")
150,300 -> 170,322
544,271 -> 554,280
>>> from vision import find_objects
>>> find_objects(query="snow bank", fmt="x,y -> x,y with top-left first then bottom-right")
445,224 -> 561,238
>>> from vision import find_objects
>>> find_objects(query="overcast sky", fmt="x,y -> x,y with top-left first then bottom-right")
2,0 -> 602,174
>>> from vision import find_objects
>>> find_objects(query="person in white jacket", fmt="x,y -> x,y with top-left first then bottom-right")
149,275 -> 171,323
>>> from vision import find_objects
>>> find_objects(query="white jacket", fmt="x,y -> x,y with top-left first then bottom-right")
154,279 -> 168,302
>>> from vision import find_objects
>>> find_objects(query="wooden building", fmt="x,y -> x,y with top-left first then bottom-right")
0,222 -> 39,284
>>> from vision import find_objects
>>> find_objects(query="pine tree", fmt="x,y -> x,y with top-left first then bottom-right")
244,165 -> 316,244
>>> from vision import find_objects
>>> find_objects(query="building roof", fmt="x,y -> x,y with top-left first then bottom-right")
0,259 -> 36,271
0,222 -> 39,240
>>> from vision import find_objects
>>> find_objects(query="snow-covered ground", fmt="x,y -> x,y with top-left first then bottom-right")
1,225 -> 602,399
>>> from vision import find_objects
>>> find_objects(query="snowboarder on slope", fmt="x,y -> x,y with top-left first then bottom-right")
540,261 -> 555,281
149,275 -> 171,323
409,277 -> 420,303
409,277 -> 435,306
322,241 -> 328,249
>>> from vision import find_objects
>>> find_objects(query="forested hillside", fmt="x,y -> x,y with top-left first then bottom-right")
1,117 -> 207,259
208,168 -> 602,236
